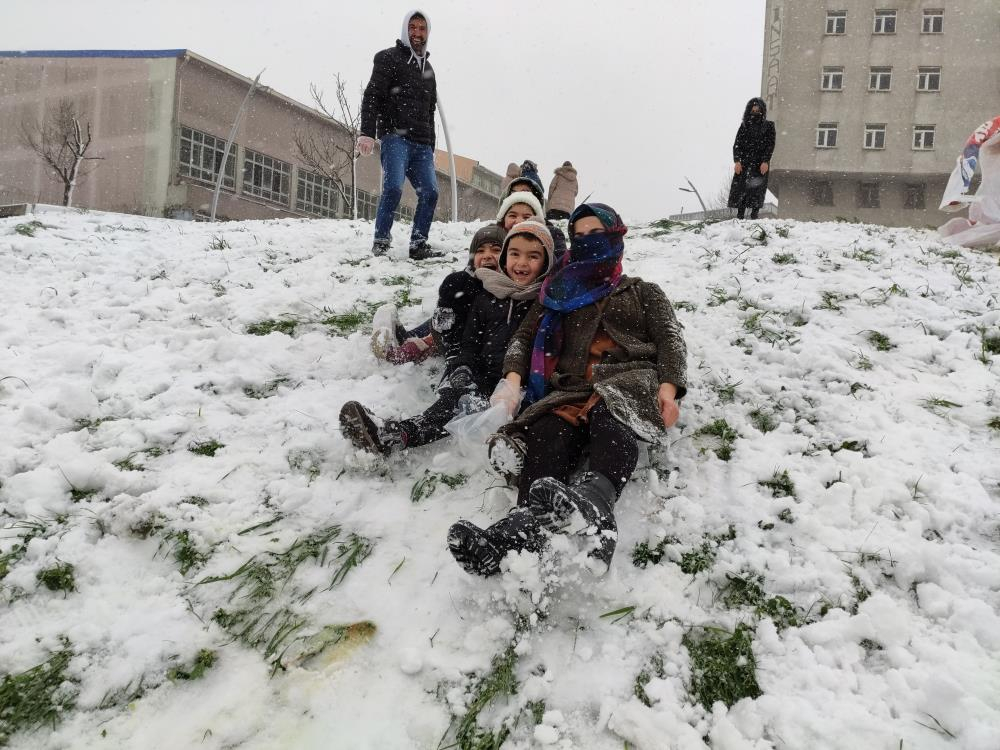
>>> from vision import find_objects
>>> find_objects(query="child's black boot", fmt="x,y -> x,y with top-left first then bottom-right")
447,509 -> 543,577
526,472 -> 618,568
339,401 -> 404,455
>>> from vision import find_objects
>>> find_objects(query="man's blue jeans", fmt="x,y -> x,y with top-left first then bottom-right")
374,134 -> 439,248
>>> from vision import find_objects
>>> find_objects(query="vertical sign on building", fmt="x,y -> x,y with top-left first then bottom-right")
765,3 -> 783,114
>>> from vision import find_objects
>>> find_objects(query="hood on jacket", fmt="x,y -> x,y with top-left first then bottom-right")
742,97 -> 767,124
554,162 -> 577,178
400,10 -> 431,69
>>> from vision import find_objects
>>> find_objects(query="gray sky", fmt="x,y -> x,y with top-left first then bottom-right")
2,0 -> 767,222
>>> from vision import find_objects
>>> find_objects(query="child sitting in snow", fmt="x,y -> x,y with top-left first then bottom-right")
447,202 -> 687,577
340,220 -> 555,454
370,191 -> 551,366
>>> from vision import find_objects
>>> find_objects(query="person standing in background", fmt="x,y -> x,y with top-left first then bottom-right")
727,98 -> 775,220
357,10 -> 442,259
546,161 -> 578,221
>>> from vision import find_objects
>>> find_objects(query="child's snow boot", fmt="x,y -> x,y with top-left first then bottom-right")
370,304 -> 402,361
386,334 -> 435,365
526,472 -> 618,569
339,401 -> 404,455
486,432 -> 527,484
447,509 -> 543,577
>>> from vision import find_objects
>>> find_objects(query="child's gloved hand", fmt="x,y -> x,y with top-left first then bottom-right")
448,365 -> 475,391
490,378 -> 523,417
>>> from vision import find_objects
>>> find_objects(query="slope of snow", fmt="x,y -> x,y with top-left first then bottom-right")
1,209 -> 998,750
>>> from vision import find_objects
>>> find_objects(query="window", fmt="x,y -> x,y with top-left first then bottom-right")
809,180 -> 834,206
917,67 -> 941,92
393,204 -> 414,222
296,170 -> 338,217
864,124 -> 887,150
857,182 -> 880,209
922,9 -> 943,33
816,122 -> 838,148
178,127 -> 236,189
825,11 -> 847,34
242,149 -> 291,204
821,67 -> 844,91
869,67 -> 892,91
904,183 -> 926,210
873,9 -> 896,34
913,125 -> 936,150
356,189 -> 378,220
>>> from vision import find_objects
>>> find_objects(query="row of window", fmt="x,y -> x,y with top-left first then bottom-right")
177,126 -> 414,222
825,8 -> 943,35
808,180 -> 927,210
820,65 -> 942,92
816,123 -> 936,151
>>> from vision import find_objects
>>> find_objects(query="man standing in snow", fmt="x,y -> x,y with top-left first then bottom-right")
357,10 -> 442,260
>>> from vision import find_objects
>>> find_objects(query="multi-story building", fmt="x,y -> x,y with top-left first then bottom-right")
761,1 -> 1000,227
0,49 -> 502,223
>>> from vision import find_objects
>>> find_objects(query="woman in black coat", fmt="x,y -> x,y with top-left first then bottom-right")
727,97 -> 776,219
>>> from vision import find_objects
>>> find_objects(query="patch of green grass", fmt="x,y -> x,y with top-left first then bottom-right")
696,419 -> 740,461
679,542 -> 716,575
673,300 -> 697,313
749,407 -> 777,434
981,331 -> 1000,361
718,572 -> 804,630
321,304 -> 379,335
815,290 -> 846,312
986,417 -> 1000,432
330,533 -> 375,588
68,486 -> 98,502
864,330 -> 894,351
113,453 -> 145,472
130,515 -> 164,540
683,624 -> 762,709
853,351 -> 874,370
712,377 -> 741,404
0,520 -> 50,580
410,471 -> 468,503
921,397 -> 962,413
36,563 -> 76,593
706,285 -> 741,307
631,536 -> 677,568
14,220 -> 44,237
246,319 -> 298,337
160,530 -> 209,576
183,495 -> 209,507
167,649 -> 216,681
207,235 -> 230,251
188,440 -> 224,457
759,469 -> 795,498
73,416 -> 118,433
771,252 -> 796,265
634,653 -> 666,707
748,224 -> 768,245
244,376 -> 290,399
287,449 -> 322,483
777,508 -> 795,524
448,644 -> 518,750
381,275 -> 409,287
0,638 -> 77,743
846,247 -> 879,263
848,571 -> 871,615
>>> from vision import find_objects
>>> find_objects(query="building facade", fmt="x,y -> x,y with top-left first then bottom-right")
762,1 -> 1000,227
0,50 -> 502,223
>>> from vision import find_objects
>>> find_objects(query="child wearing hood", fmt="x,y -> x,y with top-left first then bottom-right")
447,203 -> 687,577
341,220 -> 555,454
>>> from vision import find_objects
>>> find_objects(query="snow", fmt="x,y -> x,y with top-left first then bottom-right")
1,208 -> 999,749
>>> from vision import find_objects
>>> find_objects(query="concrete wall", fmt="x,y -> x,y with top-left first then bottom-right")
762,0 -> 1000,227
0,55 -> 176,213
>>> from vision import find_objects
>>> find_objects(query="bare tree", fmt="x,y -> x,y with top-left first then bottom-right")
19,100 -> 102,207
293,75 -> 362,218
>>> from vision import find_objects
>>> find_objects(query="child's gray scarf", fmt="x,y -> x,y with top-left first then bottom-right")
475,268 -> 541,301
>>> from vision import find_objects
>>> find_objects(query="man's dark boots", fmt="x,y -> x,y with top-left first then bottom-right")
526,472 -> 619,568
447,509 -> 543,577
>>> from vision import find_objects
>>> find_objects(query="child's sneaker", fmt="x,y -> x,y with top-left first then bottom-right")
486,432 -> 527,483
339,401 -> 403,455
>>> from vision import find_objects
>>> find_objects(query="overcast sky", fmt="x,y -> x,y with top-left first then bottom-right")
2,0 -> 767,223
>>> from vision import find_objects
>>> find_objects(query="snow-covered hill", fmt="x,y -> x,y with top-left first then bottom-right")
1,208 -> 998,750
